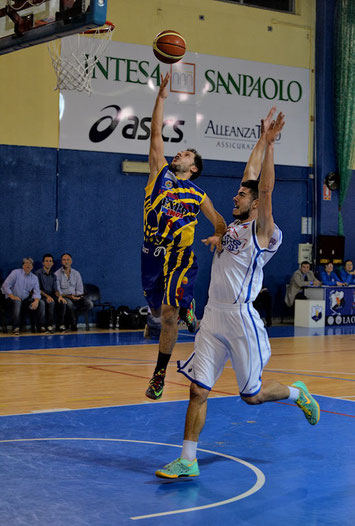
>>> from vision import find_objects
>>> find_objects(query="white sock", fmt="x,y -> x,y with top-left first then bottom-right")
181,440 -> 198,461
151,315 -> 161,324
287,386 -> 300,401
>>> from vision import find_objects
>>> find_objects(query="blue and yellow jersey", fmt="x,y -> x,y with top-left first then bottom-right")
144,164 -> 207,248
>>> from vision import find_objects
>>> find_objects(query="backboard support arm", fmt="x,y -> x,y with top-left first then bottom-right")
0,0 -> 108,56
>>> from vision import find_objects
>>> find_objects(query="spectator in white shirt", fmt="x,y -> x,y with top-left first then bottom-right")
55,253 -> 93,330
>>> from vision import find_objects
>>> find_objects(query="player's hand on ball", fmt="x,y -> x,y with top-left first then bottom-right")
202,235 -> 223,253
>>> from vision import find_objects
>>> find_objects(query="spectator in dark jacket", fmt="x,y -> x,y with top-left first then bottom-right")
36,254 -> 67,333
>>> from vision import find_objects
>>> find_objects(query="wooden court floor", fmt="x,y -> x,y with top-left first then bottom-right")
0,331 -> 354,416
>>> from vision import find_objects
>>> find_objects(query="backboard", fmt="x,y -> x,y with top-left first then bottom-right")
0,0 -> 108,55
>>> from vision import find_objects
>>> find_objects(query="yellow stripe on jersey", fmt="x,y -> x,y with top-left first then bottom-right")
175,250 -> 195,300
144,164 -> 167,193
171,187 -> 206,200
173,221 -> 197,246
149,190 -> 205,212
144,164 -> 206,248
165,248 -> 194,307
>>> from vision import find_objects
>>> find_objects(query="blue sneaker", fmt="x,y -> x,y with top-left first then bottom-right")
292,381 -> 320,425
156,457 -> 200,478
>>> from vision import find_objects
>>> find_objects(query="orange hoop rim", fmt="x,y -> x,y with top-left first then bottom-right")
82,21 -> 115,35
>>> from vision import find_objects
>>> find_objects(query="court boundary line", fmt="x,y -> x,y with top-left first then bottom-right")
1,357 -> 355,380
131,442 -> 265,520
0,393 -> 353,419
265,367 -> 355,375
265,369 -> 355,382
87,365 -> 235,396
0,437 -> 265,521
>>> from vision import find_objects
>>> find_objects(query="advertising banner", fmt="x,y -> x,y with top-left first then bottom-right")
59,40 -> 310,166
326,287 -> 355,325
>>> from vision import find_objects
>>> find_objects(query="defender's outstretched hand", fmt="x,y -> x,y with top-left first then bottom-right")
265,112 -> 285,144
261,106 -> 277,136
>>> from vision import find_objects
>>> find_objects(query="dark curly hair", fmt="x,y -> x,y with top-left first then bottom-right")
240,179 -> 259,200
188,148 -> 203,180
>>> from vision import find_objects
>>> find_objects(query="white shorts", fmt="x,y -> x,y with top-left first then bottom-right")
177,300 -> 271,397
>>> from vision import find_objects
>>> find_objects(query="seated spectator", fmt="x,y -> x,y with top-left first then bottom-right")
1,257 -> 45,334
36,254 -> 67,333
253,285 -> 272,327
320,262 -> 346,286
340,259 -> 355,285
285,261 -> 321,307
55,253 -> 93,330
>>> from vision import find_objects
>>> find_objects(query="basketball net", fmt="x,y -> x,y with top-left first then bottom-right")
48,22 -> 115,94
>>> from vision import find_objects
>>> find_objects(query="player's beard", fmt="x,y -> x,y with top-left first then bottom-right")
233,206 -> 251,222
169,161 -> 187,176
169,162 -> 180,175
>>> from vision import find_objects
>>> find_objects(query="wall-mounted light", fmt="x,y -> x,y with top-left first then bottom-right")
122,160 -> 150,174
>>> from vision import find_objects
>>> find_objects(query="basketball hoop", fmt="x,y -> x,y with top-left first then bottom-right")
48,21 -> 115,94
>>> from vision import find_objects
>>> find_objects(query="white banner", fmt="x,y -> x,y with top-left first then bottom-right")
59,40 -> 310,166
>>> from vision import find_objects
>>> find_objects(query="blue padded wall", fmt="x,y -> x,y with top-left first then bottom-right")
0,145 -> 57,276
0,144 -> 312,318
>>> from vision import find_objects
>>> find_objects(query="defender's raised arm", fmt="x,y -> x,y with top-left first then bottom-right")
241,106 -> 276,183
256,111 -> 285,246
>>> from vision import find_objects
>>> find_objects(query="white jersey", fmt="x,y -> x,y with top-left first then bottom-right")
208,219 -> 282,304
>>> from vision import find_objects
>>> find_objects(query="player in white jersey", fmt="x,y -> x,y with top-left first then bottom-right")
155,108 -> 320,479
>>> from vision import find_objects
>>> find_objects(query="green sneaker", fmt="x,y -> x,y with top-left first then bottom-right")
156,457 -> 200,478
179,299 -> 197,333
145,369 -> 165,400
292,381 -> 320,425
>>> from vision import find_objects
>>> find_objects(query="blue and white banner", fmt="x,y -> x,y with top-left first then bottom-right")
59,40 -> 310,166
326,287 -> 355,326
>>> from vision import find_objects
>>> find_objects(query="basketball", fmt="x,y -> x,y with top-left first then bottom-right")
153,30 -> 186,64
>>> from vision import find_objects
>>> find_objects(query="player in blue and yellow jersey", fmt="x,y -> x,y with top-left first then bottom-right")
144,72 -> 227,400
